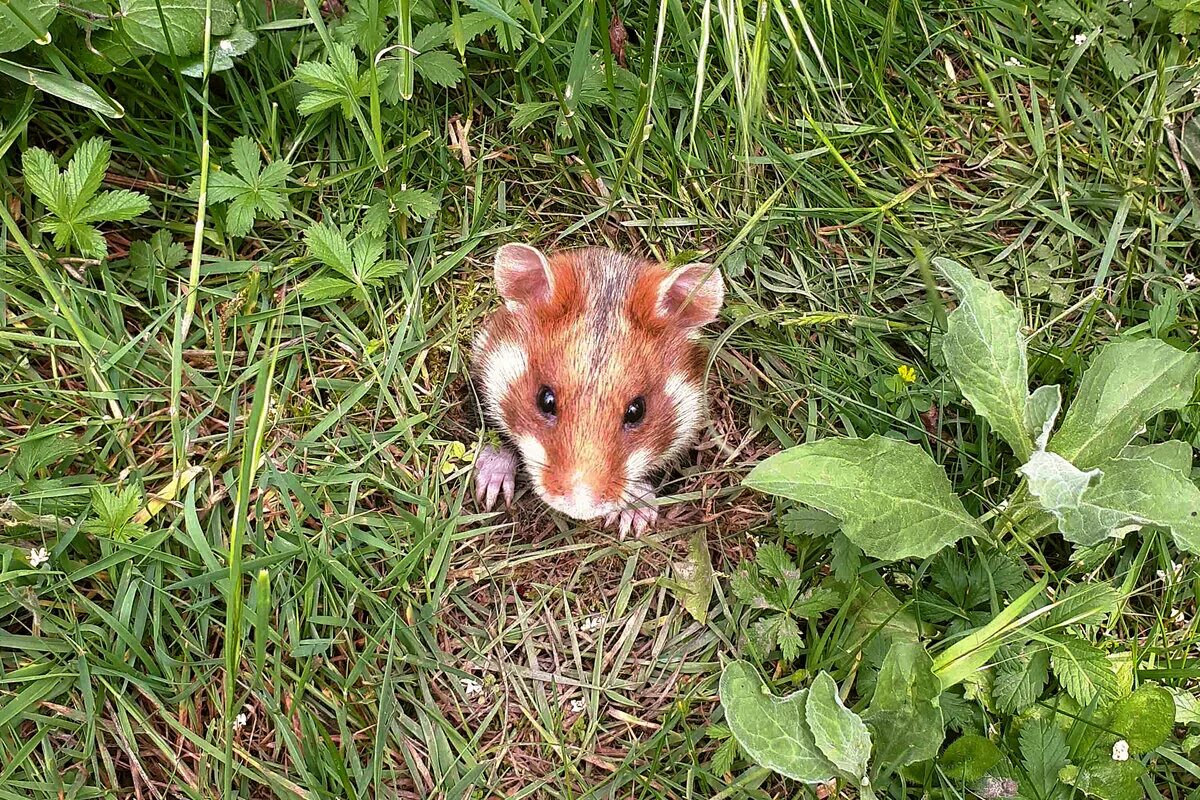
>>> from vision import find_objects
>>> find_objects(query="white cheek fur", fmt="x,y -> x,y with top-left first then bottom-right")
483,342 -> 527,401
664,373 -> 703,437
625,447 -> 654,483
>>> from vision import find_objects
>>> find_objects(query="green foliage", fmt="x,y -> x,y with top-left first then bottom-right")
81,485 -> 146,541
719,662 -> 871,785
300,221 -> 402,302
863,641 -> 945,769
191,136 -> 290,238
0,0 -> 57,53
21,138 -> 150,258
938,734 -> 1002,783
730,543 -> 839,661
744,437 -> 986,561
119,0 -> 236,56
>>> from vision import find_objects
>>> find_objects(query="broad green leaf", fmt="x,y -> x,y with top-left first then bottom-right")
1019,718 -> 1068,800
745,435 -> 986,561
934,258 -> 1033,460
1049,339 -> 1200,468
0,0 -> 57,53
179,25 -> 256,76
1026,384 -> 1062,451
1051,637 -> 1119,706
1107,684 -> 1174,753
938,734 -> 1002,783
864,641 -> 945,768
1064,757 -> 1145,800
671,529 -> 713,624
119,0 -> 237,56
719,661 -> 837,783
1026,444 -> 1200,550
1102,42 -> 1139,81
806,672 -> 872,779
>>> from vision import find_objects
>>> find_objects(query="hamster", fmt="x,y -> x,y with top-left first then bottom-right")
470,243 -> 725,537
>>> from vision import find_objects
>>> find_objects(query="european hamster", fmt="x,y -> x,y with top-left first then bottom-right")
470,243 -> 724,537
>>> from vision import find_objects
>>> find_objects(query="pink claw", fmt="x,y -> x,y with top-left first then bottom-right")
474,445 -> 517,510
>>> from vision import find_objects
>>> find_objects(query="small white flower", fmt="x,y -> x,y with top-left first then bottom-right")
1073,33 -> 1088,45
1112,739 -> 1130,761
233,712 -> 248,729
569,698 -> 586,713
1185,272 -> 1198,287
987,100 -> 995,108
1170,607 -> 1188,626
1004,57 -> 1022,67
580,614 -> 605,634
29,547 -> 48,568
460,677 -> 483,698
1158,561 -> 1186,583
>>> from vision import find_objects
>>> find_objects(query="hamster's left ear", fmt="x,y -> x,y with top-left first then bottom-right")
656,263 -> 724,328
494,243 -> 553,307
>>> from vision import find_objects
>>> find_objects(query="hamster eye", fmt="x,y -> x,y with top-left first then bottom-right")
536,386 -> 557,417
623,396 -> 646,427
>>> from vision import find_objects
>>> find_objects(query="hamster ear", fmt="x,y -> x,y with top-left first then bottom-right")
494,243 -> 552,307
656,262 -> 724,328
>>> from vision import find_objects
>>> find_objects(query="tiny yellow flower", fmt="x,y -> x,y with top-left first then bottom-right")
441,441 -> 476,475
897,365 -> 917,384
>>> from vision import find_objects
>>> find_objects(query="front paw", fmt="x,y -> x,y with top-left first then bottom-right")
474,445 -> 517,510
604,483 -> 658,539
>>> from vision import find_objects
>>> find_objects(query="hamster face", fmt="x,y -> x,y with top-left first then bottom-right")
473,245 -> 723,520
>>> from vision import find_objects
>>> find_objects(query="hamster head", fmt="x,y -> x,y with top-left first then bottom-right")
472,243 -> 724,520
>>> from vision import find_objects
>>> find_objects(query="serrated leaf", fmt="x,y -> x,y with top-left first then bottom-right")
294,60 -> 342,92
712,735 -> 738,776
229,136 -> 261,182
1102,42 -> 1140,81
119,0 -> 236,55
1044,583 -> 1121,629
415,49 -> 462,87
1051,637 -> 1119,706
806,672 -> 872,779
1171,9 -> 1200,34
1107,684 -> 1174,753
672,529 -> 713,623
305,222 -> 354,276
511,100 -> 557,132
992,646 -> 1049,714
719,661 -> 838,783
301,276 -> 358,302
79,190 -> 150,223
224,195 -> 257,238
0,0 -> 57,53
1020,718 -> 1069,800
744,435 -> 986,561
413,21 -> 450,51
393,188 -> 438,221
777,616 -> 803,661
1050,339 -> 1200,469
939,734 -> 1002,784
203,170 -> 250,204
130,229 -> 186,272
21,148 -> 64,213
1026,384 -> 1062,451
864,641 -> 944,768
62,138 -> 110,215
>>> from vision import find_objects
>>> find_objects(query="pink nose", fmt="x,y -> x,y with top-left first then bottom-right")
543,478 -> 606,520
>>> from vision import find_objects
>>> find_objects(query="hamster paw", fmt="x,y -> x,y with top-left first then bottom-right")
605,484 -> 658,539
474,445 -> 517,510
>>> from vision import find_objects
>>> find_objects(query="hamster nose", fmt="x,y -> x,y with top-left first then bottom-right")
543,472 -> 608,520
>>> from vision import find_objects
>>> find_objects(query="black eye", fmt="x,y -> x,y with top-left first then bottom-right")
623,396 -> 646,427
537,386 -> 557,417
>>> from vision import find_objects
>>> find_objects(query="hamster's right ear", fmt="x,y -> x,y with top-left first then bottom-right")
494,243 -> 552,308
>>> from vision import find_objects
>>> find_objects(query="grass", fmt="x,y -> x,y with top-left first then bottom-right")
1,0 -> 1200,796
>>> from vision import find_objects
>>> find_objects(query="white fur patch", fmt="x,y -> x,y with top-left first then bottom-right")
663,373 -> 705,463
625,447 -> 654,483
516,434 -> 546,474
483,341 -> 527,402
